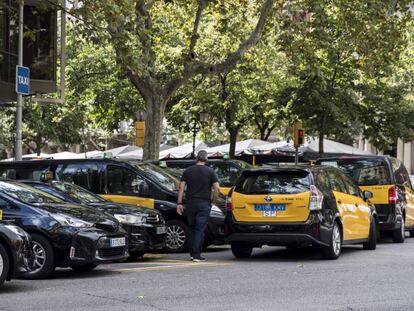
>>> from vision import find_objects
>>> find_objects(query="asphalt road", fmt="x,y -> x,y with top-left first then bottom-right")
2,236 -> 414,311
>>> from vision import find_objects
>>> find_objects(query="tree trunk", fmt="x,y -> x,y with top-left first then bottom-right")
229,128 -> 239,159
35,133 -> 42,156
143,94 -> 167,160
318,114 -> 327,157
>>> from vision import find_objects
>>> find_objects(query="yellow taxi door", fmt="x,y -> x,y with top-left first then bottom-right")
100,194 -> 155,209
404,185 -> 414,229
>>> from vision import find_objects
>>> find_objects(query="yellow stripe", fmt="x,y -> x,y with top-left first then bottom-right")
114,262 -> 230,273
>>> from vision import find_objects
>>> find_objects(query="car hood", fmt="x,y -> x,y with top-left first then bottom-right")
34,203 -> 118,225
88,202 -> 159,216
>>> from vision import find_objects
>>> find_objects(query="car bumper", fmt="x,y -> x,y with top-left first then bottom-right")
225,215 -> 329,247
122,223 -> 166,253
53,228 -> 128,267
375,204 -> 402,231
10,236 -> 32,278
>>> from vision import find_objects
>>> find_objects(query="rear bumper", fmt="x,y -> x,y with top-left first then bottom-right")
225,214 -> 329,247
206,213 -> 225,245
375,204 -> 402,231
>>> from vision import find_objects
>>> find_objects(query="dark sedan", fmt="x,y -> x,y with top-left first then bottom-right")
0,223 -> 31,287
0,181 -> 128,279
22,180 -> 166,259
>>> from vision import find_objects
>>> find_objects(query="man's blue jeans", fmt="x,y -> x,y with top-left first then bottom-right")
185,200 -> 211,258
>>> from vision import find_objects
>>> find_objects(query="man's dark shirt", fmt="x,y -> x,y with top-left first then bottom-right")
181,164 -> 218,203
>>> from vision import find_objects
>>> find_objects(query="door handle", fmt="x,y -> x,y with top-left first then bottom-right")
337,200 -> 342,204
355,204 -> 359,207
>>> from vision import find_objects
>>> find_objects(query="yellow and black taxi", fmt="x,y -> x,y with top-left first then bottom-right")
225,166 -> 377,259
317,155 -> 412,243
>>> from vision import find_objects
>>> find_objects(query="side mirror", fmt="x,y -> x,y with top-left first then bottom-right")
362,190 -> 373,202
138,182 -> 150,197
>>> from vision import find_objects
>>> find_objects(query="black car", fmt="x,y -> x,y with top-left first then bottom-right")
22,180 -> 166,259
0,159 -> 225,253
0,181 -> 128,278
0,223 -> 31,287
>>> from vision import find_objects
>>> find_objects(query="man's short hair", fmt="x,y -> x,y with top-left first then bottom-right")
196,150 -> 208,162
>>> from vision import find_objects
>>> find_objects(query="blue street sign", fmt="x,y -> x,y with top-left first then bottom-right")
16,65 -> 30,95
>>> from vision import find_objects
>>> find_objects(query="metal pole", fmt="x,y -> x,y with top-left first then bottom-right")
295,146 -> 299,165
60,0 -> 66,101
192,121 -> 196,159
15,2 -> 24,161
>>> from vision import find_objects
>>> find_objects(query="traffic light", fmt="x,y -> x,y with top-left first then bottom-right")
293,121 -> 305,147
135,121 -> 145,147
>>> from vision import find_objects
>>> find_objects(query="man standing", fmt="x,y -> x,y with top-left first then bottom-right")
177,150 -> 220,262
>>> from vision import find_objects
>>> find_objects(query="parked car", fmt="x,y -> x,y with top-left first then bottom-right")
152,159 -> 252,195
0,159 -> 225,253
0,180 -> 128,278
225,166 -> 377,259
317,155 -> 411,242
0,223 -> 31,287
21,180 -> 166,259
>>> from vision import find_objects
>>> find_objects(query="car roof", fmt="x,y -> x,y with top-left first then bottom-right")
0,158 -> 130,165
317,155 -> 392,161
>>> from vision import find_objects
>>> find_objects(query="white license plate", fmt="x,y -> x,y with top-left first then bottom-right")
156,226 -> 166,234
263,210 -> 277,217
110,237 -> 126,247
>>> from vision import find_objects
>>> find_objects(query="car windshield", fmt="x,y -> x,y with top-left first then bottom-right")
130,162 -> 180,192
0,181 -> 64,204
319,159 -> 390,186
236,171 -> 310,194
50,181 -> 106,204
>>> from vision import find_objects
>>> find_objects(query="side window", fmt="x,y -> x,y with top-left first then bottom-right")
391,159 -> 410,186
326,170 -> 347,193
314,170 -> 331,193
340,174 -> 361,197
0,197 -> 13,209
0,168 -> 16,179
212,164 -> 241,187
107,165 -> 144,196
55,163 -> 100,193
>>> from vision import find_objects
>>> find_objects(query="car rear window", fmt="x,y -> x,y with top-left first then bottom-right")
319,159 -> 390,186
236,171 -> 311,194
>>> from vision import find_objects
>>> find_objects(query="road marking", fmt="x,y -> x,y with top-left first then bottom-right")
114,262 -> 230,273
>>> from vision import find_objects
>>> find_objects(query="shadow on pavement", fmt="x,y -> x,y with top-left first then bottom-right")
0,282 -> 35,294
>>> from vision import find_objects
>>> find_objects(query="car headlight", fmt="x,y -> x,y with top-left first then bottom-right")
210,204 -> 224,215
52,214 -> 93,228
114,214 -> 146,225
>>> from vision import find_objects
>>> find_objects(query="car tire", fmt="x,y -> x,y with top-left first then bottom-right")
392,219 -> 405,243
164,220 -> 190,253
70,263 -> 98,272
129,251 -> 145,260
363,216 -> 377,250
24,233 -> 55,279
321,221 -> 342,260
0,243 -> 10,287
231,242 -> 253,258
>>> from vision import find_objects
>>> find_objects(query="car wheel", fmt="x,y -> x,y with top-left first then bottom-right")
24,234 -> 55,279
164,220 -> 189,253
363,216 -> 377,250
321,221 -> 342,260
0,244 -> 10,287
231,242 -> 253,258
71,264 -> 98,272
392,219 -> 405,243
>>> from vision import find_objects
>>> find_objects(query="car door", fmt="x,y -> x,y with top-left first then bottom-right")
0,196 -> 24,227
340,174 -> 371,240
326,169 -> 356,241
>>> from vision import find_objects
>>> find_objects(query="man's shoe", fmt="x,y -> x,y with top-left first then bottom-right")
189,257 -> 194,261
192,256 -> 206,262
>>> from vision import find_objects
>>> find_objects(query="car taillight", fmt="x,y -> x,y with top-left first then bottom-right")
309,185 -> 323,211
389,186 -> 397,205
226,187 -> 234,211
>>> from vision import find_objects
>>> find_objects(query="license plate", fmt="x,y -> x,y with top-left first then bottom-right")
156,226 -> 166,234
263,210 -> 277,217
255,204 -> 286,212
110,237 -> 126,247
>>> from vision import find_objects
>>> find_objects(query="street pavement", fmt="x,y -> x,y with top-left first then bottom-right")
2,236 -> 414,311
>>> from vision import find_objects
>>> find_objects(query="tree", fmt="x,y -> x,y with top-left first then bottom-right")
73,0 -> 276,159
278,0 -> 413,156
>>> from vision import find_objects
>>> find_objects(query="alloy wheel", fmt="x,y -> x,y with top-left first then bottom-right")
0,253 -> 3,276
28,241 -> 46,273
166,225 -> 186,250
332,224 -> 341,255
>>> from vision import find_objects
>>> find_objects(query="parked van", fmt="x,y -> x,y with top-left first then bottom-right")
0,159 -> 225,252
317,155 -> 413,243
